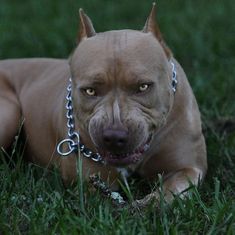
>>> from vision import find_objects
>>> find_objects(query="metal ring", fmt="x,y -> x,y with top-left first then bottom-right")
67,119 -> 74,129
83,149 -> 92,158
66,93 -> 72,101
66,113 -> 73,120
68,129 -> 75,137
91,153 -> 102,162
66,101 -> 73,110
71,132 -> 80,142
67,85 -> 72,92
57,139 -> 75,156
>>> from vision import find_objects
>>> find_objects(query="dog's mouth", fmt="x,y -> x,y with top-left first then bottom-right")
100,136 -> 152,166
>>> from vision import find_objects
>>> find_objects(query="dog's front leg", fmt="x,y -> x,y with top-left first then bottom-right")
132,167 -> 203,209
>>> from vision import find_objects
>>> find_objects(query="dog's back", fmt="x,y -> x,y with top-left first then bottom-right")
0,59 -> 69,163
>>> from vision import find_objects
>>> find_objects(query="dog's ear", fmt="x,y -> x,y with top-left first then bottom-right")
143,3 -> 172,59
78,9 -> 96,43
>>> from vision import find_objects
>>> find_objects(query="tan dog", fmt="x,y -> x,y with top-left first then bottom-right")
0,4 -> 207,206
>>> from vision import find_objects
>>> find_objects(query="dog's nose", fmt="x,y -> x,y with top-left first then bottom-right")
103,128 -> 128,152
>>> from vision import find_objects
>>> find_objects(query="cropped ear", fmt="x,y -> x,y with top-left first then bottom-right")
143,3 -> 172,59
78,8 -> 96,43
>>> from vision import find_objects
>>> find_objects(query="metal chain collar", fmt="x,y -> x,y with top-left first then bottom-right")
57,78 -> 103,162
57,60 -> 177,161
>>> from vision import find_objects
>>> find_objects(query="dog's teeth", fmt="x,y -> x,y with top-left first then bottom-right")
144,144 -> 150,151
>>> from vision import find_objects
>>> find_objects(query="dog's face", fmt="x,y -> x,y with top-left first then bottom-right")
69,8 -> 174,166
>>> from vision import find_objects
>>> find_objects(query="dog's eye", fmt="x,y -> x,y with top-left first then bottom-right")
85,88 -> 96,96
138,84 -> 150,92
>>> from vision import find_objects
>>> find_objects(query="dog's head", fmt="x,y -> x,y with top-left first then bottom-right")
70,4 -> 174,166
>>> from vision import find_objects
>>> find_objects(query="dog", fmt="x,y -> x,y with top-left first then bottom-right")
0,4 -> 207,207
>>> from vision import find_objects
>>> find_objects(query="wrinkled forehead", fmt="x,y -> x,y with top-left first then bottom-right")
70,30 -> 168,77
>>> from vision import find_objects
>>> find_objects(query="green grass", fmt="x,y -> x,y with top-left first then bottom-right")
0,0 -> 235,234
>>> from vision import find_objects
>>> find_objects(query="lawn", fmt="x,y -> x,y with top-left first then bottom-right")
0,0 -> 235,234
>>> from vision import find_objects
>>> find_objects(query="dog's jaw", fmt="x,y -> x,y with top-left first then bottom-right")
99,135 -> 152,166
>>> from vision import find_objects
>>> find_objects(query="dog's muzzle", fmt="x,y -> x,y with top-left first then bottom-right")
99,128 -> 152,166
